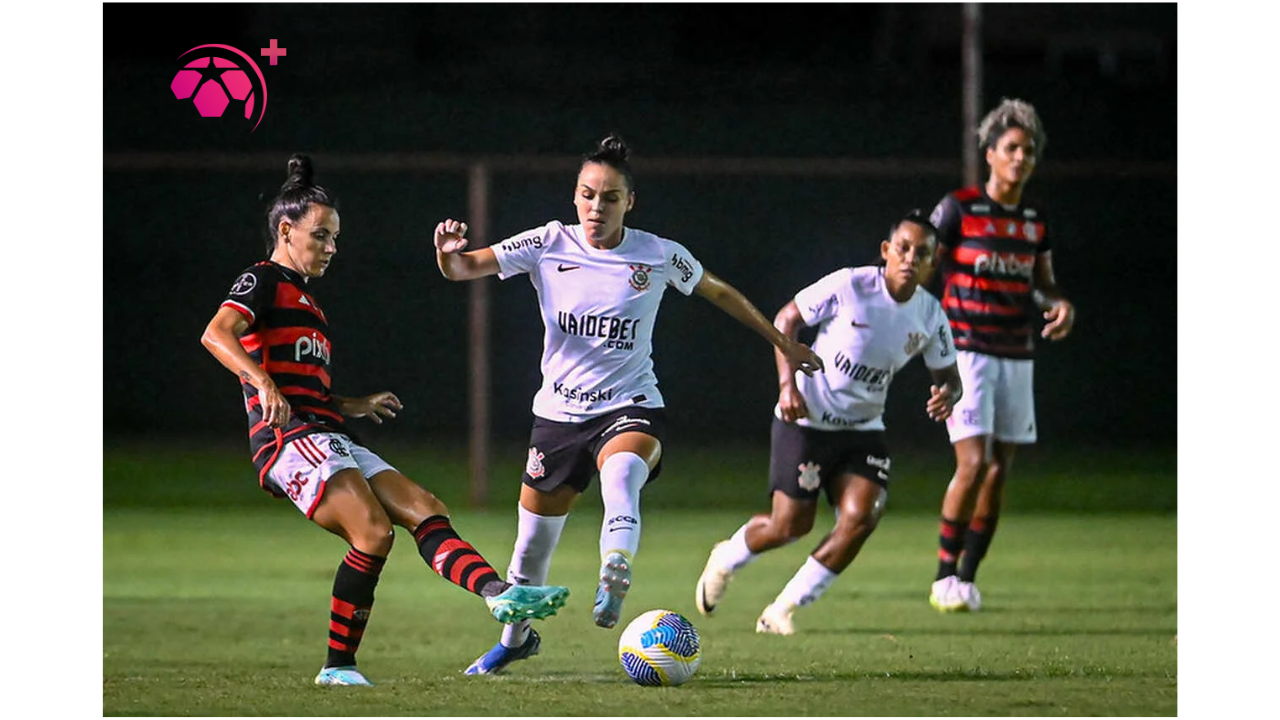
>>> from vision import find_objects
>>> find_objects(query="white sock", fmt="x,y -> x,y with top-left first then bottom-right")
598,452 -> 649,562
716,523 -> 761,571
500,505 -> 567,648
777,555 -> 839,608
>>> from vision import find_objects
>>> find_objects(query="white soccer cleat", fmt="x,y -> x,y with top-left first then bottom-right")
929,575 -> 967,613
695,541 -> 736,616
755,601 -> 796,635
957,581 -> 982,612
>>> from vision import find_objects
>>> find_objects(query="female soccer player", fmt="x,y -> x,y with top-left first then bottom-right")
925,98 -> 1076,612
200,154 -> 569,687
432,134 -> 823,674
693,210 -> 962,634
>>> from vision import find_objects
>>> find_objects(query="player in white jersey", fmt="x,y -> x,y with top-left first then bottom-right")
431,134 -> 823,674
694,210 -> 963,635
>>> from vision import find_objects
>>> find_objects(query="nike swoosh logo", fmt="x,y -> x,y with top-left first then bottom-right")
557,264 -> 581,272
851,320 -> 870,328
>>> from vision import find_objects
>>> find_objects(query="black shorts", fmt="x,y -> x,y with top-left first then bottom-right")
521,407 -> 667,493
768,417 -> 891,504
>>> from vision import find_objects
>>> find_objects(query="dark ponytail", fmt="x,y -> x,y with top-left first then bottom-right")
582,133 -> 635,191
264,153 -> 338,255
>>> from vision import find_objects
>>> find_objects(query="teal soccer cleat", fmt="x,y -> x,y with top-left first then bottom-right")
485,584 -> 570,623
314,665 -> 373,686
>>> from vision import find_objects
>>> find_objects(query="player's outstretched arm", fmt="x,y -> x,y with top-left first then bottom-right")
434,218 -> 500,281
693,271 -> 823,376
201,306 -> 291,428
925,363 -> 963,422
773,300 -> 811,423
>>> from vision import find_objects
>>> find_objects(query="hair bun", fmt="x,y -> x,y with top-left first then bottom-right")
598,134 -> 629,162
284,153 -> 314,189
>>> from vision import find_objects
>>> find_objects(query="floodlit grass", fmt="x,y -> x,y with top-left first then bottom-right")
104,441 -> 1175,715
105,476 -> 1175,715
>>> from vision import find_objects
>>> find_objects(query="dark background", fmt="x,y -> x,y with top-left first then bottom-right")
103,3 -> 1176,454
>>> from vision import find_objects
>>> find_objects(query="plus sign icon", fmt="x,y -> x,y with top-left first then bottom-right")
169,40 -> 286,132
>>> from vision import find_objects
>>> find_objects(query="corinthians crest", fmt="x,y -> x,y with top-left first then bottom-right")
628,264 -> 652,291
797,461 -> 822,491
525,447 -> 546,479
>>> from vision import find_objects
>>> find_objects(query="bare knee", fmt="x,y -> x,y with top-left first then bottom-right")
368,471 -> 450,529
834,510 -> 878,541
764,513 -> 814,543
349,510 -> 395,556
985,455 -> 1013,486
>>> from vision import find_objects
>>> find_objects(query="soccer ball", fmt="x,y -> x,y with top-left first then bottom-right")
617,609 -> 702,686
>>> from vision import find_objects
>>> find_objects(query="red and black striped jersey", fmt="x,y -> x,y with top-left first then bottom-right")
929,186 -> 1051,360
219,261 -> 357,487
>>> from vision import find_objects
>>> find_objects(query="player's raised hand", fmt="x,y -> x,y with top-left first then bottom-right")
434,219 -> 470,254
1041,299 -> 1075,340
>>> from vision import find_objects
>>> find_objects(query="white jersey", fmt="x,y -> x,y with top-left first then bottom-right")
786,266 -> 955,431
492,220 -> 705,422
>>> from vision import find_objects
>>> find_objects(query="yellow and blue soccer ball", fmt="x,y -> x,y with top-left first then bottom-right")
617,609 -> 702,686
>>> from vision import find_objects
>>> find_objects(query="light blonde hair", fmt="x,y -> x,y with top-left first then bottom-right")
977,98 -> 1046,155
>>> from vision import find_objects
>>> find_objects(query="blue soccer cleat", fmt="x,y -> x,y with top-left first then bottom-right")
486,584 -> 570,623
464,629 -> 542,675
593,551 -> 632,629
314,665 -> 374,686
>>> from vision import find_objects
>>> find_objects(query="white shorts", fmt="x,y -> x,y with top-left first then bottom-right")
264,432 -> 396,517
945,351 -> 1037,445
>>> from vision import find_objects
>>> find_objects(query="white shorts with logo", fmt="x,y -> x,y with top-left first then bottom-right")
945,350 -> 1037,445
264,432 -> 396,518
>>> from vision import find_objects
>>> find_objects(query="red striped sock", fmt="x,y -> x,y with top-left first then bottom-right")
413,516 -> 504,597
958,515 -> 1000,582
936,517 -> 966,580
325,548 -> 386,668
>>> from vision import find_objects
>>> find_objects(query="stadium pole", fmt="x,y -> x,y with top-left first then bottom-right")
962,3 -> 983,186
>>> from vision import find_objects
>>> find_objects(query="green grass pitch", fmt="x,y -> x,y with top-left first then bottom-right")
104,440 -> 1176,715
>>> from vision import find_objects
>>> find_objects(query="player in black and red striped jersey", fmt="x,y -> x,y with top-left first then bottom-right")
925,99 -> 1076,613
200,154 -> 569,687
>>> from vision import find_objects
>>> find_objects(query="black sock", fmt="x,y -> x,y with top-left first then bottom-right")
413,515 -> 506,597
936,517 -> 966,580
958,516 -> 999,582
325,548 -> 386,669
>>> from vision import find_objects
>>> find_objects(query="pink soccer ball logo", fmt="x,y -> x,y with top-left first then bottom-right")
170,57 -> 256,119
171,44 -> 269,131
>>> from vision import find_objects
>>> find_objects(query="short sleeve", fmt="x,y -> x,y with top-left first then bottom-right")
929,194 -> 963,250
1035,208 -> 1052,255
492,224 -> 553,280
219,265 -> 276,325
793,268 -> 852,327
662,239 -> 704,296
920,297 -> 957,370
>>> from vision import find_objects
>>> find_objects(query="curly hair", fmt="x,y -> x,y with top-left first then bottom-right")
977,98 -> 1047,156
